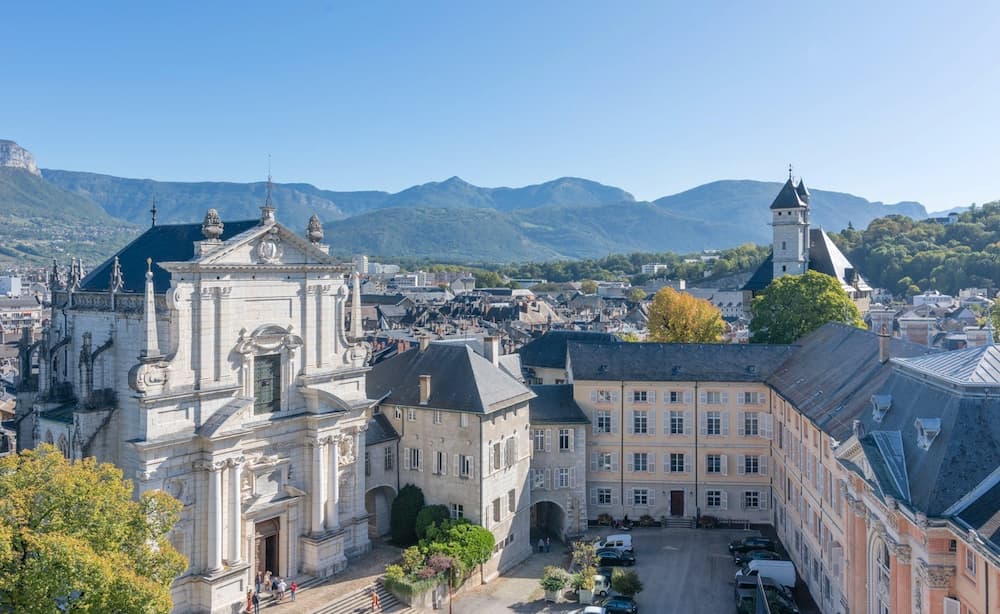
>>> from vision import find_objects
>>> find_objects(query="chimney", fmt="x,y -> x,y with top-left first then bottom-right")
484,335 -> 499,367
878,324 -> 890,363
419,374 -> 431,405
419,336 -> 430,352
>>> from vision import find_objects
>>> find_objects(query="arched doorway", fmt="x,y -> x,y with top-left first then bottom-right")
531,500 -> 568,543
365,485 -> 396,539
868,536 -> 892,614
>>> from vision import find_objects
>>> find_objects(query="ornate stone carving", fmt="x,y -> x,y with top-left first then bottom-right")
256,227 -> 283,264
202,209 -> 224,240
128,359 -> 170,394
916,559 -> 955,589
339,436 -> 355,464
892,542 -> 912,565
307,214 -> 324,244
234,325 -> 303,356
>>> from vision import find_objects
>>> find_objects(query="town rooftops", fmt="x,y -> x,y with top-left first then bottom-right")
894,344 -> 1000,387
366,342 -> 534,414
518,330 -> 621,369
568,340 -> 793,382
528,385 -> 590,424
366,412 -> 400,446
79,220 -> 259,294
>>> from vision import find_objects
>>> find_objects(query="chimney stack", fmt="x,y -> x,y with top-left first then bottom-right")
419,374 -> 431,405
419,336 -> 430,352
878,324 -> 890,363
484,335 -> 500,367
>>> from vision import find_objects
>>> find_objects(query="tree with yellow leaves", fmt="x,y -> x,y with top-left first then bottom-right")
0,445 -> 186,613
647,287 -> 726,343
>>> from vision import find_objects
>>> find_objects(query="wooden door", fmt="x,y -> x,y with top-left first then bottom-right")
670,490 -> 685,516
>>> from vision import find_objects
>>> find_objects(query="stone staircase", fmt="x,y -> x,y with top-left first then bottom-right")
662,516 -> 696,529
311,580 -> 410,614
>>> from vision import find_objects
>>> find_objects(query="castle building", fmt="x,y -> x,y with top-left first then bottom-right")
743,173 -> 872,315
16,202 -> 375,613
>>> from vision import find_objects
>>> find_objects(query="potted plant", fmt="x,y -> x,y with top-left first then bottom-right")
597,513 -> 613,526
571,567 -> 597,604
639,513 -> 656,527
540,566 -> 570,603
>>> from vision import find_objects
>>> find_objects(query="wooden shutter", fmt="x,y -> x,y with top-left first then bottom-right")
568,428 -> 575,451
762,414 -> 773,440
737,411 -> 746,436
441,451 -> 447,475
649,390 -> 656,403
721,412 -> 730,436
699,391 -> 707,404
648,490 -> 655,506
761,492 -> 769,510
648,411 -> 656,434
684,455 -> 692,473
544,429 -> 552,452
721,454 -> 728,476
544,468 -> 551,490
627,410 -> 634,434
721,392 -> 729,405
570,467 -> 576,489
454,454 -> 460,476
627,454 -> 634,472
648,453 -> 655,473
699,412 -> 708,435
488,444 -> 494,473
663,410 -> 670,434
403,447 -> 411,470
737,454 -> 745,475
611,455 -> 619,471
760,455 -> 769,476
611,412 -> 620,434
720,491 -> 728,510
590,390 -> 599,403
611,490 -> 619,505
591,452 -> 598,472
684,391 -> 692,404
417,449 -> 423,472
590,488 -> 598,505
684,411 -> 693,435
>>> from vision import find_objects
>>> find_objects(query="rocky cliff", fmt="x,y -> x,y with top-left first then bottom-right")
0,140 -> 41,176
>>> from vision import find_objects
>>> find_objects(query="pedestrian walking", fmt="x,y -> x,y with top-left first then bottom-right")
264,570 -> 272,594
290,581 -> 297,602
537,537 -> 544,553
277,578 -> 287,602
255,571 -> 262,595
545,537 -> 551,552
371,586 -> 381,612
245,589 -> 253,614
251,591 -> 260,614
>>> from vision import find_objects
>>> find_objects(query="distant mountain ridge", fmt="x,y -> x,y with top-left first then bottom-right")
0,139 -> 938,265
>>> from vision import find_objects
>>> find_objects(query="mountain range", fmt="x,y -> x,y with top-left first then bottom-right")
0,140 -> 933,265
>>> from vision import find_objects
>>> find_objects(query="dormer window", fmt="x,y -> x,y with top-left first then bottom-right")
915,418 -> 941,450
871,394 -> 892,423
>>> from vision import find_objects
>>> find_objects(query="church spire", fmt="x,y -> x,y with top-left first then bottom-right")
141,258 -> 160,358
260,155 -> 276,224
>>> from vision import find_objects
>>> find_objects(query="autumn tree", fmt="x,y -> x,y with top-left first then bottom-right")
647,287 -> 725,343
0,445 -> 186,613
750,270 -> 865,344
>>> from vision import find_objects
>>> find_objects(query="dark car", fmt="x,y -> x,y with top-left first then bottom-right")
596,549 -> 635,567
734,549 -> 784,565
604,595 -> 638,614
735,575 -> 799,614
728,536 -> 776,555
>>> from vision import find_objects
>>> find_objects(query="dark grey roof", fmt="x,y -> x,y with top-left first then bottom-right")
956,481 -> 1000,543
529,385 -> 590,424
518,330 -> 621,369
742,253 -> 775,292
861,431 -> 910,502
795,178 -> 810,204
361,293 -> 408,306
366,343 -> 534,414
366,413 -> 399,446
80,220 -> 259,294
766,323 -> 936,442
568,341 -> 794,382
769,178 -> 808,210
742,230 -> 870,293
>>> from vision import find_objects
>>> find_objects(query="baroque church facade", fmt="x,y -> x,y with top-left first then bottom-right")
16,200 -> 375,613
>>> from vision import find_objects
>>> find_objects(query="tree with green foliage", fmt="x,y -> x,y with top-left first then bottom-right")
0,445 -> 187,613
647,287 -> 725,343
628,287 -> 647,302
414,504 -> 450,540
473,270 -> 504,289
390,484 -> 426,545
580,280 -> 598,294
617,332 -> 641,342
610,568 -> 643,596
750,271 -> 865,344
423,519 -> 495,580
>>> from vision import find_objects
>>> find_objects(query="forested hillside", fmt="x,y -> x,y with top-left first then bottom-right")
830,203 -> 1000,296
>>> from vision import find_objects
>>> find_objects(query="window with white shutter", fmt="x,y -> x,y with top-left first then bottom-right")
720,491 -> 728,510
737,454 -> 745,475
544,429 -> 552,452
737,411 -> 746,436
684,411 -> 693,435
721,454 -> 728,476
403,447 -> 411,470
721,411 -> 730,436
943,598 -> 960,614
760,455 -> 769,476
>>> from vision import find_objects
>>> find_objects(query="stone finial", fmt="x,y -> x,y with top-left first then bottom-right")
109,256 -> 124,292
202,208 -> 224,240
307,214 -> 324,244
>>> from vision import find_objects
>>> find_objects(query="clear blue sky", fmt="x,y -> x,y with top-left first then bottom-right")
5,1 -> 999,212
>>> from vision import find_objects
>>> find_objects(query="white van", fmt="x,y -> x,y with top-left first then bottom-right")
595,534 -> 634,554
592,574 -> 611,597
735,560 -> 796,588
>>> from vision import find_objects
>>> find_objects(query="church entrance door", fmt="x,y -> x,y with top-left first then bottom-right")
255,518 -> 280,576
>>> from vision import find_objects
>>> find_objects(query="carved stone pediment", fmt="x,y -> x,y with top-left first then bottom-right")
235,324 -> 303,355
129,359 -> 170,394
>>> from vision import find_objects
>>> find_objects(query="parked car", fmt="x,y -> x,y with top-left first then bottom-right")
735,560 -> 797,589
580,607 -> 606,614
734,549 -> 784,565
728,536 -> 776,554
735,573 -> 797,608
594,534 -> 635,554
596,549 -> 635,567
592,574 -> 611,597
604,595 -> 638,614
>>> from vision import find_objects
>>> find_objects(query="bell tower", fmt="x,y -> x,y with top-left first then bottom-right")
771,165 -> 810,278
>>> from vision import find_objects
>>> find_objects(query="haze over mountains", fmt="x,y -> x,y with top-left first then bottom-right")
1,140 -> 932,264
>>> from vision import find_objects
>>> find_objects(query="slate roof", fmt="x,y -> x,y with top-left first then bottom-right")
895,344 -> 1000,386
528,384 -> 590,424
366,413 -> 399,446
366,342 -> 535,414
795,178 -> 811,203
742,230 -> 871,293
79,220 -> 259,294
956,481 -> 1000,543
742,253 -> 776,292
766,323 -> 936,442
568,341 -> 794,382
518,330 -> 622,369
770,178 -> 808,209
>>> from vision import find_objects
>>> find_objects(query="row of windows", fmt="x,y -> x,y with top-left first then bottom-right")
532,428 -> 575,452
589,487 -> 767,510
589,451 -> 769,476
364,447 -> 395,476
395,406 -> 470,428
490,489 -> 517,525
593,410 -> 773,438
531,467 -> 576,490
592,389 -> 766,406
402,448 -> 475,478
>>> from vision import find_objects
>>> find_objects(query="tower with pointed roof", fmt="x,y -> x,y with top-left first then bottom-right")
771,168 -> 811,279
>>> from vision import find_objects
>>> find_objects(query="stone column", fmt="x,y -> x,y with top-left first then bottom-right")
356,428 -> 367,516
228,458 -> 243,564
327,436 -> 340,530
206,461 -> 224,572
311,440 -> 326,535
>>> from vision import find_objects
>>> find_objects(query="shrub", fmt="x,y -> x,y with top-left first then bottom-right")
571,541 -> 597,571
415,504 -> 450,539
401,545 -> 426,574
540,566 -> 570,592
611,568 -> 643,596
384,564 -> 405,582
571,567 -> 596,591
416,566 -> 437,580
390,484 -> 425,545
427,553 -> 455,574
639,514 -> 656,527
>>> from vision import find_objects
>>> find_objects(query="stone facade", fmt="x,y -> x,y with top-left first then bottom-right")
16,209 -> 375,613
